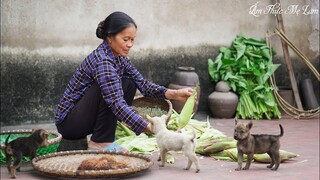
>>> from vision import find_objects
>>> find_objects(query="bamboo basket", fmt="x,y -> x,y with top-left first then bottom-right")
32,150 -> 153,178
132,96 -> 173,122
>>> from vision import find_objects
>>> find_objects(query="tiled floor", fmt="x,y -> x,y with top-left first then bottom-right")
1,114 -> 319,180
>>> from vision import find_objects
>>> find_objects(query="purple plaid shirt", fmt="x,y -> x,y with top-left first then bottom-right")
55,41 -> 167,135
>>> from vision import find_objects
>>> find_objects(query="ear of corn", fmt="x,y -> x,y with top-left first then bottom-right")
166,154 -> 175,164
224,148 -> 247,162
116,121 -> 135,138
167,109 -> 180,131
221,148 -> 299,163
178,83 -> 199,130
254,150 -> 299,163
202,139 -> 237,154
114,134 -> 158,154
210,151 -> 233,161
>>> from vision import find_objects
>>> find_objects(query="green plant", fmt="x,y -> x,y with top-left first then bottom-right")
208,34 -> 281,119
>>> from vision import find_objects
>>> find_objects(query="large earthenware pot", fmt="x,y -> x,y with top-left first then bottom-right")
299,78 -> 319,110
208,81 -> 238,118
168,66 -> 200,113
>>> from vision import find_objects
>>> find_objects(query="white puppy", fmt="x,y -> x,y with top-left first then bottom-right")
146,115 -> 200,173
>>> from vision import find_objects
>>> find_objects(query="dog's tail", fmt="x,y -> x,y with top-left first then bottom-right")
5,134 -> 11,145
279,124 -> 284,137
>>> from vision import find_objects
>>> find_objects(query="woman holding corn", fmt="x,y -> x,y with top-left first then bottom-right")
55,11 -> 193,151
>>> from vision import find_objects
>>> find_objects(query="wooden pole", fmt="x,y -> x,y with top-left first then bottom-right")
275,0 -> 304,110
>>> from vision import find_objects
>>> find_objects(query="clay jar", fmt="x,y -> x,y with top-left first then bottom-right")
168,66 -> 200,114
299,78 -> 319,110
208,81 -> 238,118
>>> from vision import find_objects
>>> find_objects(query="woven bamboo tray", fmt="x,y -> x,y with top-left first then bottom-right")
0,129 -> 62,163
32,150 -> 153,179
132,96 -> 172,122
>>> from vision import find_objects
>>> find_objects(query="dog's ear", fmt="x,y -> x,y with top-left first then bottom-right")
235,118 -> 238,125
145,114 -> 154,124
247,121 -> 253,129
40,130 -> 49,139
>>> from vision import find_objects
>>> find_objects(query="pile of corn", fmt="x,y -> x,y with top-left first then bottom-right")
115,85 -> 298,163
115,112 -> 298,163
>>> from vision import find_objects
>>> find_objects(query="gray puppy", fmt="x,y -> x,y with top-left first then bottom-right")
233,120 -> 283,171
146,114 -> 200,173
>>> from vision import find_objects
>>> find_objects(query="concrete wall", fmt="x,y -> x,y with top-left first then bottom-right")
1,0 -> 319,125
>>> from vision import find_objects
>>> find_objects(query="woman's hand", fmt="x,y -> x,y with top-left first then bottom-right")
144,122 -> 153,135
165,88 -> 193,102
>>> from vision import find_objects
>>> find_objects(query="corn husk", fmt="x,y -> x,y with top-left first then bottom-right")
114,133 -> 158,154
222,148 -> 299,163
254,150 -> 299,163
178,84 -> 199,130
167,109 -> 180,131
166,154 -> 175,164
224,148 -> 247,162
202,139 -> 237,154
197,128 -> 226,141
167,111 -> 210,132
211,151 -> 233,161
115,121 -> 135,139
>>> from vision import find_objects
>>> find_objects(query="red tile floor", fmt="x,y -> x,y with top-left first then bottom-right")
1,114 -> 319,180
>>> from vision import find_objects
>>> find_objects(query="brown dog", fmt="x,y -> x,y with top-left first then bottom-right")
4,129 -> 49,178
233,120 -> 283,171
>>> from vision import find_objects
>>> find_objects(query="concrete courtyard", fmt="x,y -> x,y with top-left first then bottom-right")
1,114 -> 319,180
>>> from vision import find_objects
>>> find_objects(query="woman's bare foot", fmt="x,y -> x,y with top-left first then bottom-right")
88,140 -> 112,151
87,140 -> 128,153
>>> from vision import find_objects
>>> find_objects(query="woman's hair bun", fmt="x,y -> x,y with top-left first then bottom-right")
96,20 -> 105,39
96,12 -> 137,40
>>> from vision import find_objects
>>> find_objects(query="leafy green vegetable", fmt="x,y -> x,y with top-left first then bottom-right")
208,34 -> 281,119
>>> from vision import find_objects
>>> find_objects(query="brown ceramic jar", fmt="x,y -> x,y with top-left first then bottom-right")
208,81 -> 238,118
168,67 -> 200,114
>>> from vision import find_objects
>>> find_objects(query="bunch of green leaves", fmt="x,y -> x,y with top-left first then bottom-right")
208,34 -> 281,119
115,122 -> 158,154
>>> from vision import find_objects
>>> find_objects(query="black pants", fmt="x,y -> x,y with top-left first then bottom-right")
56,78 -> 136,142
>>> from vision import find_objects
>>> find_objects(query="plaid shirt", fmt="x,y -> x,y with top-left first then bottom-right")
55,41 -> 167,135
